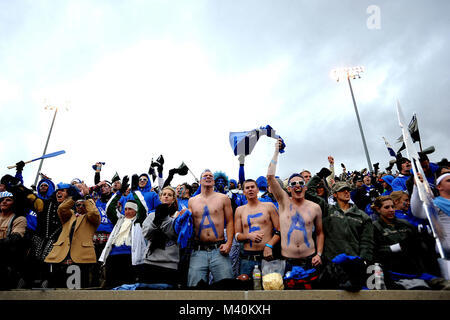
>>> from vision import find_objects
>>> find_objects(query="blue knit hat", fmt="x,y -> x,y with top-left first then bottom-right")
0,191 -> 13,199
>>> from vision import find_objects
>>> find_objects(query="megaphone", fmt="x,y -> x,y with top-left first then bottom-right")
385,159 -> 397,171
421,146 -> 435,155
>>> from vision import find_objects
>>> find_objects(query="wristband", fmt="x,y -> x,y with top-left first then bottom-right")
235,232 -> 240,242
265,243 -> 273,249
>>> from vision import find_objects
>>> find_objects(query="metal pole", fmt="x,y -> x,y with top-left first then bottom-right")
347,76 -> 373,172
34,108 -> 58,186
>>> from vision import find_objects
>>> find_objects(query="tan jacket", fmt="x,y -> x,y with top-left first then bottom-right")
45,197 -> 100,264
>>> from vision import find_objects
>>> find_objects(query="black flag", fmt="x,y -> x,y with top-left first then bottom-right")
397,113 -> 421,153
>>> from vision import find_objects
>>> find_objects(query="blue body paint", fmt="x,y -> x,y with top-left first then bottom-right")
287,212 -> 310,247
247,212 -> 263,247
197,205 -> 219,239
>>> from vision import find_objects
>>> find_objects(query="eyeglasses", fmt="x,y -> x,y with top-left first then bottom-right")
75,202 -> 85,207
289,181 -> 305,187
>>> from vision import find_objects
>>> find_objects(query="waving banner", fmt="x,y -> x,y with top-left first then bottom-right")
229,125 -> 286,157
382,136 -> 397,158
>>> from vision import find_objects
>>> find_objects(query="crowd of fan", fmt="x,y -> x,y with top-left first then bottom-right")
0,150 -> 449,291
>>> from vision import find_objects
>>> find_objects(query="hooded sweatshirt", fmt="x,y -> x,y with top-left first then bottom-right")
119,174 -> 161,214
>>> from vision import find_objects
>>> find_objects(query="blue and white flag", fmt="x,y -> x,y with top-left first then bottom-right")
229,125 -> 286,156
382,136 -> 397,158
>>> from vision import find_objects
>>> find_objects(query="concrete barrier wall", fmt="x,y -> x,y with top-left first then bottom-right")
1,289 -> 450,300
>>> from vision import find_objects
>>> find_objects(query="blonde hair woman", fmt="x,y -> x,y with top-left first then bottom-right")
140,186 -> 186,288
390,191 -> 426,227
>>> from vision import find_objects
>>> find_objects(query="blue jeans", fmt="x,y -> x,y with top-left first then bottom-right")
239,250 -> 263,278
240,258 -> 262,278
187,248 -> 233,287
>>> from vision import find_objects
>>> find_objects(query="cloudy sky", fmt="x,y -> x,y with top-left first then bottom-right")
1,0 -> 449,189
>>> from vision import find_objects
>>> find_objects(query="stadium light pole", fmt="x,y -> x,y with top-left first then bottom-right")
34,101 -> 69,187
330,66 -> 373,173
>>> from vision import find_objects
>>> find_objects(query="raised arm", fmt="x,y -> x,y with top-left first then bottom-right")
264,204 -> 281,260
238,154 -> 246,186
326,156 -> 335,188
267,139 -> 289,206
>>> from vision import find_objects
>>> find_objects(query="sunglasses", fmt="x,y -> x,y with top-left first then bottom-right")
75,202 -> 85,207
139,178 -> 148,182
289,181 -> 305,187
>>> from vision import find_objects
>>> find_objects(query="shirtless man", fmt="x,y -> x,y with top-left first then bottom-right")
267,139 -> 324,273
235,179 -> 280,277
187,169 -> 234,287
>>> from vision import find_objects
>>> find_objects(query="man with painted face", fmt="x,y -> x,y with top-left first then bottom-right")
176,183 -> 192,210
214,171 -> 228,194
187,169 -> 234,287
267,139 -> 324,279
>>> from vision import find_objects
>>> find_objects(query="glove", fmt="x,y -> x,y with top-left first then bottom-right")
153,203 -> 171,227
15,161 -> 25,172
131,174 -> 139,191
373,163 -> 379,171
369,189 -> 379,199
399,236 -> 417,253
317,167 -> 332,179
67,185 -> 83,201
120,176 -> 130,195
148,166 -> 157,182
149,229 -> 168,253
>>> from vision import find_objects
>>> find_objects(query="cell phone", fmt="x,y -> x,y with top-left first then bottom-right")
341,163 -> 346,169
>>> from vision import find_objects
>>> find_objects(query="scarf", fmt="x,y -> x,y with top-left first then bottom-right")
113,217 -> 134,246
433,196 -> 450,217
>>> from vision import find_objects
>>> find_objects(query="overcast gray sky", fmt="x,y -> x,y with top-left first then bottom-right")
1,0 -> 449,188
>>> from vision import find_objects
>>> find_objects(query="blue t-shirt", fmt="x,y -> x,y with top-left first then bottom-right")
96,198 -> 114,233
110,244 -> 132,256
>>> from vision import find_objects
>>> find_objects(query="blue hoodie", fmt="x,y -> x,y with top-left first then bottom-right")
119,173 -> 161,214
37,178 -> 56,200
380,175 -> 394,196
27,178 -> 57,231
